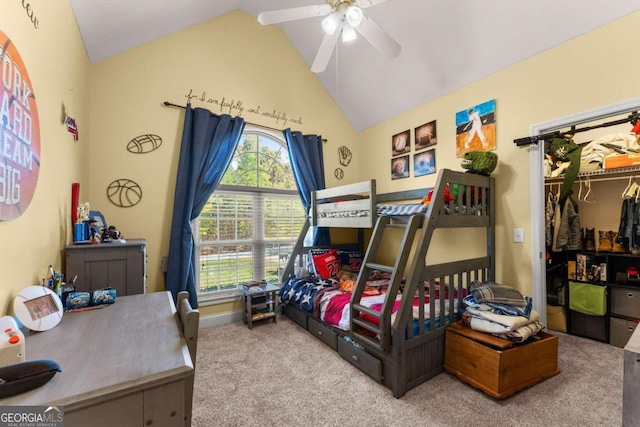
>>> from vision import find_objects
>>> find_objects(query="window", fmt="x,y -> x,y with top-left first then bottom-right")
193,127 -> 306,300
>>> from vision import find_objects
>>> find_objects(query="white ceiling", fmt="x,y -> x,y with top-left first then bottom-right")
69,0 -> 640,131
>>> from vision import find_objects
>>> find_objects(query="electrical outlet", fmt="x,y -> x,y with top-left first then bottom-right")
513,228 -> 524,243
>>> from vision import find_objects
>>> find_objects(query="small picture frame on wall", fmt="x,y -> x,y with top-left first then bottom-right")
392,130 -> 410,157
414,120 -> 437,151
414,149 -> 436,177
391,155 -> 410,180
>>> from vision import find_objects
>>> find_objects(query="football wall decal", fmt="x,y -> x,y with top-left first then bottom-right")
107,179 -> 142,207
127,134 -> 162,154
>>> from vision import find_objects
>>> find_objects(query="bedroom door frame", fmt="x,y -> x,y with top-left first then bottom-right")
529,97 -> 640,327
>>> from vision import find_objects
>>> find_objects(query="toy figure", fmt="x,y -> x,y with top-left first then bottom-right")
108,226 -> 122,240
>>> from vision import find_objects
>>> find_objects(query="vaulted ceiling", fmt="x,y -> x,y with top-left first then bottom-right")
69,0 -> 640,131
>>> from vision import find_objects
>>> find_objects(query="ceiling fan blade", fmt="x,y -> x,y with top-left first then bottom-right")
258,4 -> 333,25
354,0 -> 390,9
311,27 -> 342,73
356,16 -> 401,58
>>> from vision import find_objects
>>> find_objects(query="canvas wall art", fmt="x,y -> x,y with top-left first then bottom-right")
391,155 -> 409,180
455,99 -> 496,157
392,130 -> 410,157
414,120 -> 437,151
414,149 -> 436,177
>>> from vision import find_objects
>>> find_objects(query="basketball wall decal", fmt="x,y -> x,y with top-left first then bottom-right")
127,134 -> 162,154
107,179 -> 142,207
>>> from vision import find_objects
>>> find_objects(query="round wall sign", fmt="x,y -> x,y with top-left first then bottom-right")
0,31 -> 41,220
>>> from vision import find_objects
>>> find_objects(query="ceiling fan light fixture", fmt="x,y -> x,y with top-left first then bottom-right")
342,24 -> 357,42
345,5 -> 364,27
321,12 -> 341,35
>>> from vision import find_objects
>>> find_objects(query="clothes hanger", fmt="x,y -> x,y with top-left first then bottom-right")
577,180 -> 584,202
583,179 -> 595,204
624,176 -> 639,200
623,176 -> 633,199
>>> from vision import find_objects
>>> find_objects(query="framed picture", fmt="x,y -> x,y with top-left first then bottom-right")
414,120 -> 437,151
414,149 -> 436,177
392,130 -> 410,157
391,155 -> 409,180
455,99 -> 496,157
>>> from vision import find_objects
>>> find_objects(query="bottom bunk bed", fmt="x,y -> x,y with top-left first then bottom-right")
279,168 -> 495,398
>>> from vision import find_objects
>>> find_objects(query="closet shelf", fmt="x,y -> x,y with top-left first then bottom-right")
545,166 -> 640,183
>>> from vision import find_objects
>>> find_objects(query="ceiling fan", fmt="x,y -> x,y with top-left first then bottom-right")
257,0 -> 401,73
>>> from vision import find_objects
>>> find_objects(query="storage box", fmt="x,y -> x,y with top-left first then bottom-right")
547,305 -> 567,332
568,282 -> 607,316
604,153 -> 640,170
610,286 -> 640,319
610,316 -> 639,348
569,310 -> 607,342
444,321 -> 560,399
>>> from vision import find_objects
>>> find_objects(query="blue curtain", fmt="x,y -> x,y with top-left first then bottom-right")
166,104 -> 245,308
284,129 -> 329,245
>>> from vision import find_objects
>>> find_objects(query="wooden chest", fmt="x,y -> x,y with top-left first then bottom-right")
443,321 -> 560,399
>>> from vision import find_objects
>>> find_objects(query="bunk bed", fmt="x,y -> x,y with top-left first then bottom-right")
279,168 -> 495,398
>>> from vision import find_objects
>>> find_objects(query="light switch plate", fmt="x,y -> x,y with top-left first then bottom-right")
513,228 -> 524,243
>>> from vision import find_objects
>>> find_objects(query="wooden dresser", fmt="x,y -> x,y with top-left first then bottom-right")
65,238 -> 147,295
0,292 -> 194,427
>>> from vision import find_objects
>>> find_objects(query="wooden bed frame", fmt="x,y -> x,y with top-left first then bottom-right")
279,168 -> 495,398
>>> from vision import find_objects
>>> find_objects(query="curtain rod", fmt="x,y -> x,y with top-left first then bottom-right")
514,111 -> 640,147
163,101 -> 327,142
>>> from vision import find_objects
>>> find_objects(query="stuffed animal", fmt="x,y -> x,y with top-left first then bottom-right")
461,151 -> 498,176
421,185 -> 455,205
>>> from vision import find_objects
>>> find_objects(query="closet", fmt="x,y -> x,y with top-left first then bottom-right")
542,111 -> 640,348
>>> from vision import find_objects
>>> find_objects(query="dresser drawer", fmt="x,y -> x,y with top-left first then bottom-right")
308,317 -> 338,350
337,337 -> 382,383
283,304 -> 308,329
610,287 -> 640,319
610,316 -> 639,348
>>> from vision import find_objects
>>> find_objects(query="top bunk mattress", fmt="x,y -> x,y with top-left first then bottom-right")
311,169 -> 493,228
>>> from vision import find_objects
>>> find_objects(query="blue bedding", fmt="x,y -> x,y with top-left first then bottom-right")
279,275 -> 339,312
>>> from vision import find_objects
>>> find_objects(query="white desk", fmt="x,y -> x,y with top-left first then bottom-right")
1,291 -> 193,427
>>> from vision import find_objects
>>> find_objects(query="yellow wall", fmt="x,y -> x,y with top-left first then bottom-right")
359,11 -> 640,296
0,1 -> 90,314
87,11 -> 359,316
2,3 -> 639,319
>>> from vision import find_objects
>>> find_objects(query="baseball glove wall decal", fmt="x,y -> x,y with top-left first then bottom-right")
338,145 -> 352,166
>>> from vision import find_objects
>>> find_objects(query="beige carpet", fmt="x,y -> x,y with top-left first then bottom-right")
192,316 -> 623,427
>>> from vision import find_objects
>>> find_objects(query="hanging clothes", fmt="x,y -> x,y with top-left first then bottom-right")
545,191 -> 556,247
554,192 -> 583,251
550,138 -> 583,208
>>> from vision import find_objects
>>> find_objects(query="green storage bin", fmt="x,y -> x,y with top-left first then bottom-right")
569,281 -> 607,316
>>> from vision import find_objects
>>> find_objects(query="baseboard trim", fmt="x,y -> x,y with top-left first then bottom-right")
199,310 -> 243,328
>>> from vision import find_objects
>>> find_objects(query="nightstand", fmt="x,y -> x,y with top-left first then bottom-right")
241,282 -> 279,329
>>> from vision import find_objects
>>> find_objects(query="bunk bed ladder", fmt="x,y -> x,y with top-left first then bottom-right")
280,220 -> 310,283
351,214 -> 423,353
